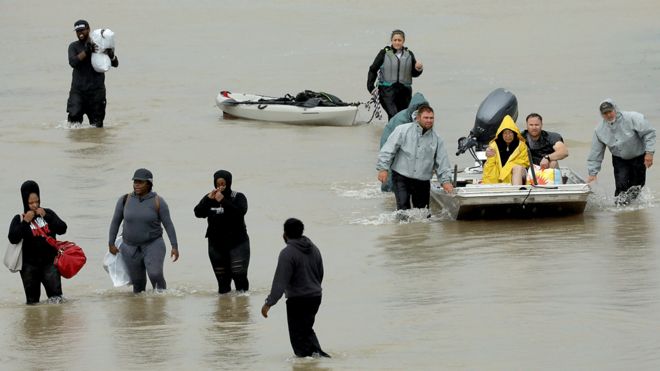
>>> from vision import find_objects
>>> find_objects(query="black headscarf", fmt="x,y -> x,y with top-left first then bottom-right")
495,130 -> 519,166
20,180 -> 40,212
213,170 -> 233,196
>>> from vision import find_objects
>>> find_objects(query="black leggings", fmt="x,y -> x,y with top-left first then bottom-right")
378,84 -> 412,121
19,263 -> 62,304
208,239 -> 250,294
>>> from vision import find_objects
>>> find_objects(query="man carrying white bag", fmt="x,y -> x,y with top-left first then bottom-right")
67,19 -> 118,128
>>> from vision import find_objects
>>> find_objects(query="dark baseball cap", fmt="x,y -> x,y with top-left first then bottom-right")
74,20 -> 89,31
132,168 -> 153,183
599,101 -> 615,114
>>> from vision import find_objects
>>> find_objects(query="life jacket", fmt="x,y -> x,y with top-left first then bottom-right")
379,47 -> 413,87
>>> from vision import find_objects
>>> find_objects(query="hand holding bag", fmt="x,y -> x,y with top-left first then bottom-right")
33,222 -> 86,279
102,235 -> 131,287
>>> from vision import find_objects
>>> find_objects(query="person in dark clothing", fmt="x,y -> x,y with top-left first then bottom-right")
367,29 -> 424,120
261,218 -> 329,358
67,19 -> 118,128
194,170 -> 250,294
520,113 -> 568,168
7,181 -> 68,304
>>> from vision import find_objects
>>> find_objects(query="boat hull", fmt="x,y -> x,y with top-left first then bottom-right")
430,167 -> 591,220
216,92 -> 358,126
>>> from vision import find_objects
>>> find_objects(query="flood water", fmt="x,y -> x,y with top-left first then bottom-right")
1,1 -> 660,370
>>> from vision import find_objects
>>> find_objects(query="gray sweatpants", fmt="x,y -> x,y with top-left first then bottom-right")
121,237 -> 167,293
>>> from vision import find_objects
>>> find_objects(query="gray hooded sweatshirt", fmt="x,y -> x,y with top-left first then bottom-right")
587,99 -> 656,176
265,236 -> 324,307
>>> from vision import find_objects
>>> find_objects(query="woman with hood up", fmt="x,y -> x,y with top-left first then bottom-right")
483,115 -> 530,185
7,180 -> 68,304
108,168 -> 180,293
194,170 -> 250,294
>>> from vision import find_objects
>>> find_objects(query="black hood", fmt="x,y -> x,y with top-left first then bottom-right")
213,170 -> 232,195
287,236 -> 314,254
20,180 -> 40,212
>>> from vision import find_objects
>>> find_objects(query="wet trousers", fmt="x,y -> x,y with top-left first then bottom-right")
392,171 -> 431,210
613,153 -> 646,202
121,237 -> 167,293
378,84 -> 412,121
208,239 -> 250,294
67,87 -> 107,127
19,262 -> 62,304
286,296 -> 329,357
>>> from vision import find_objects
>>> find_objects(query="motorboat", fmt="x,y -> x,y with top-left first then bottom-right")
215,90 -> 359,126
430,88 -> 591,220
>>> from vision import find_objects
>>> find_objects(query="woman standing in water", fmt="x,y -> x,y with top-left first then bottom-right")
8,180 -> 68,304
108,168 -> 179,293
194,170 -> 250,294
367,29 -> 424,120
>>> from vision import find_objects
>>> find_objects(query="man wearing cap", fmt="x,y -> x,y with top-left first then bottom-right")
377,105 -> 454,212
67,19 -> 118,128
587,99 -> 656,204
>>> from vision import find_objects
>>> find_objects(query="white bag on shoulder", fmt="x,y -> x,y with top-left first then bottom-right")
90,28 -> 116,73
4,240 -> 23,273
103,236 -> 131,287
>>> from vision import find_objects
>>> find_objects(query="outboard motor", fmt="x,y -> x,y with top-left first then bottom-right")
457,88 -> 518,156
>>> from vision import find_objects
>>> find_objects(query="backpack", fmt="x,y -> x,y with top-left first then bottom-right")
123,193 -> 160,214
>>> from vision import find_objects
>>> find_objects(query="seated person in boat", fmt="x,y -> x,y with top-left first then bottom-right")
482,115 -> 530,185
521,113 -> 568,169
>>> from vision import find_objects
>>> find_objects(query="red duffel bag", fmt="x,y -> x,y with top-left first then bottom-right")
34,223 -> 87,279
52,240 -> 87,279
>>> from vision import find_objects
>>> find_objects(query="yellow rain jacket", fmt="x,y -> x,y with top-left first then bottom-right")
482,115 -> 530,184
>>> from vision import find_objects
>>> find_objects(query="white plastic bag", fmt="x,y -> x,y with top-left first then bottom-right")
90,28 -> 115,73
103,236 -> 131,287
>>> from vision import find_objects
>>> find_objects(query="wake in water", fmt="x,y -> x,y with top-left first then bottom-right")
586,186 -> 655,212
332,181 -> 390,200
350,208 -> 452,225
333,181 -> 453,224
55,120 -> 114,129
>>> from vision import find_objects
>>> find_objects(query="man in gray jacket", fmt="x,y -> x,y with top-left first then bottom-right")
377,105 -> 454,210
261,218 -> 329,358
587,99 -> 655,204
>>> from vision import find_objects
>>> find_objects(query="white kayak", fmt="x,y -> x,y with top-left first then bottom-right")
216,91 -> 359,126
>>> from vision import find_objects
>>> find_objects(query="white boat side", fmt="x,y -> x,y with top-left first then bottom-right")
216,92 -> 359,126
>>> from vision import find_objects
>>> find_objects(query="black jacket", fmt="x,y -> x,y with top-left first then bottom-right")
68,39 -> 118,92
8,210 -> 67,267
194,192 -> 249,249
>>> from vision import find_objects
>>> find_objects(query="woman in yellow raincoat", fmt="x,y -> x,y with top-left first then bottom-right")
483,115 -> 530,184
